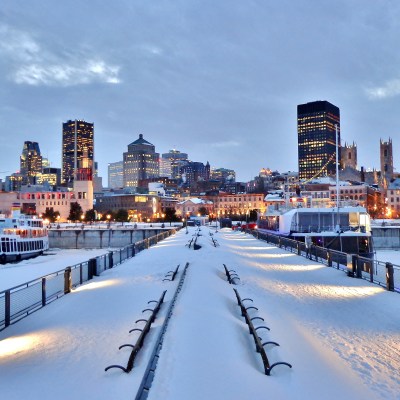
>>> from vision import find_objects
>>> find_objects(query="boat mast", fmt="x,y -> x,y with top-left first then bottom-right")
335,124 -> 340,232
335,124 -> 342,252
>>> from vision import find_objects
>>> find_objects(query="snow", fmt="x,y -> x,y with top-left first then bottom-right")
1,227 -> 400,399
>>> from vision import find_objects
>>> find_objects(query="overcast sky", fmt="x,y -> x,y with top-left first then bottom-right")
1,0 -> 400,184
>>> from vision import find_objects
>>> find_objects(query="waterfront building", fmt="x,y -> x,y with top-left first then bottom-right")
175,198 -> 213,218
62,120 -> 94,184
95,193 -> 160,221
386,178 -> 400,218
17,179 -> 93,220
208,193 -> 265,217
298,100 -> 340,180
123,134 -> 159,189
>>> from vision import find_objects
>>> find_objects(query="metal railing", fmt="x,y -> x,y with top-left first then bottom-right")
250,230 -> 400,293
0,228 -> 178,331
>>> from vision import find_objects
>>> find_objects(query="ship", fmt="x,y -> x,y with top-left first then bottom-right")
0,211 -> 49,264
257,195 -> 373,258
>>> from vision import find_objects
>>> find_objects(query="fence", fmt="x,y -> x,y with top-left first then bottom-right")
0,229 -> 177,332
250,230 -> 400,293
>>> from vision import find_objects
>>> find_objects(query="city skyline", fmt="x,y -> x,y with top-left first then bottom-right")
1,1 -> 400,183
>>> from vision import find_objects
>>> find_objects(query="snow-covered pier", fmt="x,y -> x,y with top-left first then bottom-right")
0,227 -> 399,399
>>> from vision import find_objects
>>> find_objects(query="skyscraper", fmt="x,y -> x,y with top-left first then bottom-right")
108,161 -> 124,189
123,134 -> 159,188
20,141 -> 43,184
297,100 -> 340,180
160,149 -> 188,179
62,120 -> 94,184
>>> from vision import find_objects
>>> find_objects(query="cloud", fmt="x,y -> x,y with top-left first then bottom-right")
210,140 -> 241,148
0,25 -> 40,62
0,24 -> 121,86
365,79 -> 400,99
14,61 -> 121,86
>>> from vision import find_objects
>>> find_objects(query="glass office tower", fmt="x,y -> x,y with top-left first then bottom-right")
297,101 -> 340,180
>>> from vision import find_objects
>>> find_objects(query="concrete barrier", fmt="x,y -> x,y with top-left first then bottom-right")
371,226 -> 400,249
49,228 -> 167,249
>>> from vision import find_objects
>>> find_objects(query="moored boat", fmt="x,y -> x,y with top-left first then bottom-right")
0,211 -> 49,264
257,198 -> 374,258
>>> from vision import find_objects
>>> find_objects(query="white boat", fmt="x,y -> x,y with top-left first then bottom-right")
0,211 -> 49,264
257,199 -> 374,257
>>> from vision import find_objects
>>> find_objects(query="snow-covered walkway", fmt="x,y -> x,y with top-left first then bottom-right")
0,227 -> 399,400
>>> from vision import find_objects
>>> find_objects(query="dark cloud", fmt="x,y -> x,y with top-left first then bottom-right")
1,0 -> 400,183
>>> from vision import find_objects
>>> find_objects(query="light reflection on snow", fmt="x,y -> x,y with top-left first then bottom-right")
255,278 -> 383,299
0,335 -> 37,357
73,279 -> 121,292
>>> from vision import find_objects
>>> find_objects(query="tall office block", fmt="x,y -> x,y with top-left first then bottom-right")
123,134 -> 159,188
62,120 -> 94,184
161,149 -> 188,179
380,138 -> 393,189
20,141 -> 43,184
108,161 -> 124,189
297,100 -> 340,180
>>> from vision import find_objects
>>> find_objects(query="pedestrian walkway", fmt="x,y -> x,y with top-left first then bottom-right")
0,227 -> 398,400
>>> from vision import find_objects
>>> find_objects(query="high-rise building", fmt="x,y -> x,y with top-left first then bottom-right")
161,150 -> 188,179
180,161 -> 210,186
62,120 -> 94,184
123,134 -> 159,188
108,161 -> 124,189
297,100 -> 340,180
380,138 -> 393,189
20,141 -> 43,185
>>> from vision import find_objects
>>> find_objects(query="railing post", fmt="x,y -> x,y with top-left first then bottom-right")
132,244 -> 135,257
5,290 -> 10,327
386,262 -> 394,291
327,250 -> 332,267
297,242 -> 301,256
64,267 -> 72,294
80,263 -> 83,284
108,251 -> 113,268
347,254 -> 355,277
42,278 -> 46,306
356,256 -> 362,278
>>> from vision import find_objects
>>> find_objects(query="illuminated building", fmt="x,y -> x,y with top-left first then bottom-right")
179,161 -> 210,186
108,161 -> 124,189
62,120 -> 94,184
123,134 -> 160,188
297,101 -> 340,180
161,150 -> 188,179
20,141 -> 43,184
36,167 -> 62,188
210,168 -> 236,183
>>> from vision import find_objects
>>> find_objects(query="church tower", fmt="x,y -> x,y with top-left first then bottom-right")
380,138 -> 393,189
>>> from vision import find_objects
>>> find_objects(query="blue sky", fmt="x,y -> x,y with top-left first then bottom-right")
1,0 -> 400,184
